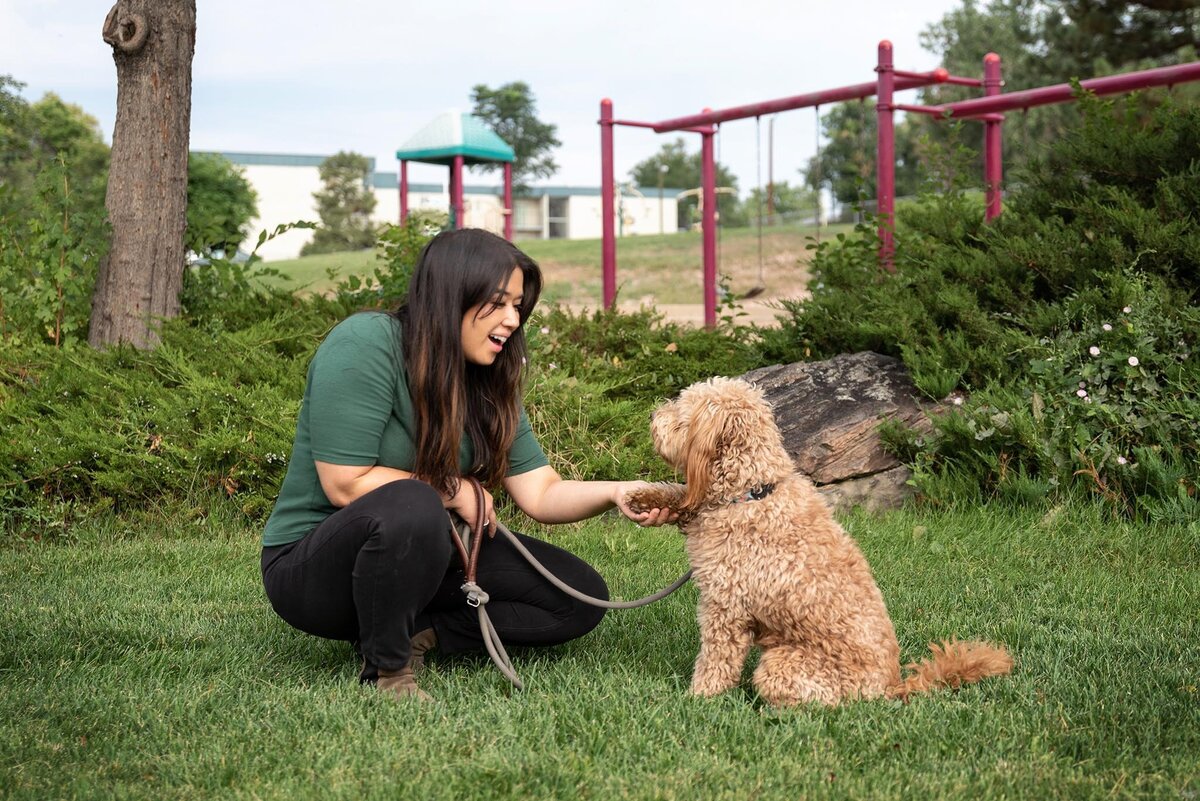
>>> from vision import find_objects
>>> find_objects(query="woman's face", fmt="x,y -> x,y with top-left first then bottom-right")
461,268 -> 525,366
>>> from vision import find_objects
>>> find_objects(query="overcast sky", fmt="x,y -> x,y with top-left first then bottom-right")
3,0 -> 966,196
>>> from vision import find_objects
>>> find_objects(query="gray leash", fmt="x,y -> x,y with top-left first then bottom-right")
452,516 -> 693,690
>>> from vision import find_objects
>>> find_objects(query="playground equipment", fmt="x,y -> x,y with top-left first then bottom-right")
673,186 -> 738,230
396,111 -> 516,239
600,42 -> 1200,328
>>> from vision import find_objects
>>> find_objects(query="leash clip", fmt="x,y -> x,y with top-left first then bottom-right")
462,581 -> 489,608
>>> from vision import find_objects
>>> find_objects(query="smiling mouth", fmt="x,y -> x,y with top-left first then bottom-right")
488,334 -> 507,348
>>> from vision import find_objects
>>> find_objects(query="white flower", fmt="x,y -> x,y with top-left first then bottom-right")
952,396 -> 964,406
1128,356 -> 1139,367
1117,455 -> 1128,465
1079,381 -> 1087,389
540,326 -> 550,334
1102,323 -> 1112,332
549,362 -> 558,370
1076,388 -> 1088,398
1089,346 -> 1100,356
1123,306 -> 1132,314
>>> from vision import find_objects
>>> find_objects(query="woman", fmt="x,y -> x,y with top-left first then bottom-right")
261,228 -> 673,700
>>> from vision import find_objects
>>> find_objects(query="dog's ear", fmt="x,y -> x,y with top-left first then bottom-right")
681,402 -> 722,509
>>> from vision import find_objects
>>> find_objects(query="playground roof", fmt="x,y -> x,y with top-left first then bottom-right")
395,111 -> 515,166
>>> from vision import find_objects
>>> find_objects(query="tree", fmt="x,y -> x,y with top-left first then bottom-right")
1041,0 -> 1199,74
628,138 -> 743,230
919,0 -> 1200,177
470,82 -> 561,191
301,151 -> 378,256
1,81 -> 110,221
744,181 -> 820,225
0,81 -> 111,345
88,0 -> 196,349
186,153 -> 258,257
800,102 -> 924,210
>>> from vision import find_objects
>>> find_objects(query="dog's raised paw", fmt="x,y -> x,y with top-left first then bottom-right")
625,482 -> 686,514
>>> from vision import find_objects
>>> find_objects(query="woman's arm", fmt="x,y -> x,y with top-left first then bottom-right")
316,461 -> 496,526
503,465 -> 675,527
315,462 -> 414,508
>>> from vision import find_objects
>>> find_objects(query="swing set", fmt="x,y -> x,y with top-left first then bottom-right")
600,41 -> 1200,328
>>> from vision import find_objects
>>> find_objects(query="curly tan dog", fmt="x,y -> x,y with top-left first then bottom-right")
626,376 -> 1012,707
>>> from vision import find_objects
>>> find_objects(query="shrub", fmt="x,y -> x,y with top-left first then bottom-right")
0,155 -> 108,345
1,268 -> 773,538
770,94 -> 1199,520
185,153 -> 259,257
0,309 -> 336,525
522,306 -> 764,484
330,216 -> 433,311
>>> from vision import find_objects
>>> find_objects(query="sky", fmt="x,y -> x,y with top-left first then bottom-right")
2,0 -> 965,197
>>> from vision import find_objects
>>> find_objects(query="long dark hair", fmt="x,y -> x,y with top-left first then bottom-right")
392,228 -> 542,498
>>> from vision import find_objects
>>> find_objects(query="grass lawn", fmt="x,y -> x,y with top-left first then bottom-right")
2,501 -> 1197,800
261,223 -> 847,306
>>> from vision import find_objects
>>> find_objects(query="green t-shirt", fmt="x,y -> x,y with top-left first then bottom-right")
262,311 -> 549,547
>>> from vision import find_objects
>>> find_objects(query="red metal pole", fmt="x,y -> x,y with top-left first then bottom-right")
933,60 -> 1200,118
600,99 -> 617,310
652,75 -> 947,132
452,155 -> 465,229
399,160 -> 408,224
983,53 -> 1004,221
876,40 -> 896,271
701,117 -> 717,329
503,162 -> 513,240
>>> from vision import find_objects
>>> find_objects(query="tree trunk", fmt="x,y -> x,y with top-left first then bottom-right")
88,0 -> 195,349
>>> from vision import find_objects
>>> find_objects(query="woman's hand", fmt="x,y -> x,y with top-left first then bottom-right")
612,481 -> 678,527
447,478 -> 497,533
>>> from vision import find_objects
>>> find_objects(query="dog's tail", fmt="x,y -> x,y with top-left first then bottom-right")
886,638 -> 1013,701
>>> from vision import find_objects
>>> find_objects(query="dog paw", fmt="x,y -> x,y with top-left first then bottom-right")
690,677 -> 733,697
625,482 -> 686,514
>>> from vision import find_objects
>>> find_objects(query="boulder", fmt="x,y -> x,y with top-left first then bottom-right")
740,352 -> 933,512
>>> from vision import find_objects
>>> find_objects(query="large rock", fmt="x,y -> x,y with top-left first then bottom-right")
740,352 -> 933,512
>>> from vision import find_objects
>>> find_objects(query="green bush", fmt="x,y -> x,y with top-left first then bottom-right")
185,153 -> 259,257
0,155 -> 108,345
0,309 -> 334,525
330,216 -> 432,311
522,306 -> 764,484
1,261 -> 771,538
769,94 -> 1199,521
531,305 -> 762,401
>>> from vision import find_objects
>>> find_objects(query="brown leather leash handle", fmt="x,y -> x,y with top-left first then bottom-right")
447,476 -> 488,583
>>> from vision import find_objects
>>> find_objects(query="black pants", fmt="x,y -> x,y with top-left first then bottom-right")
261,479 -> 609,675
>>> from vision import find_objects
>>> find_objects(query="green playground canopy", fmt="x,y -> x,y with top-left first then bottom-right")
395,111 -> 515,166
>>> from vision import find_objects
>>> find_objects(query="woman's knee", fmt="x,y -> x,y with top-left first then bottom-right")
361,480 -> 452,560
558,558 -> 609,637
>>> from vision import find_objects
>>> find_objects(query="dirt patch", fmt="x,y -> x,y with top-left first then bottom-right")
612,249 -> 809,327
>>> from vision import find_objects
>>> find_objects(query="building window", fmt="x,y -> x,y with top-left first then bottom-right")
513,199 -> 542,232
548,196 -> 568,239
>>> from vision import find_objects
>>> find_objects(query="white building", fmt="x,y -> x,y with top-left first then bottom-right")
200,151 -> 681,261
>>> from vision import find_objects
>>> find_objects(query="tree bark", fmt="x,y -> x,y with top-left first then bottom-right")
88,0 -> 195,349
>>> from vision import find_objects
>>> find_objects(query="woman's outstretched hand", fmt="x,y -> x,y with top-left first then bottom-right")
612,481 -> 677,527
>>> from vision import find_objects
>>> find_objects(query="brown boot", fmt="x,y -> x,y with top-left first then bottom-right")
376,628 -> 437,702
377,667 -> 431,701
405,627 -> 438,677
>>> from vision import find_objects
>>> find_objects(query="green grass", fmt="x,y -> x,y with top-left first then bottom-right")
3,500 -> 1197,800
262,223 -> 847,305
259,248 -> 376,293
